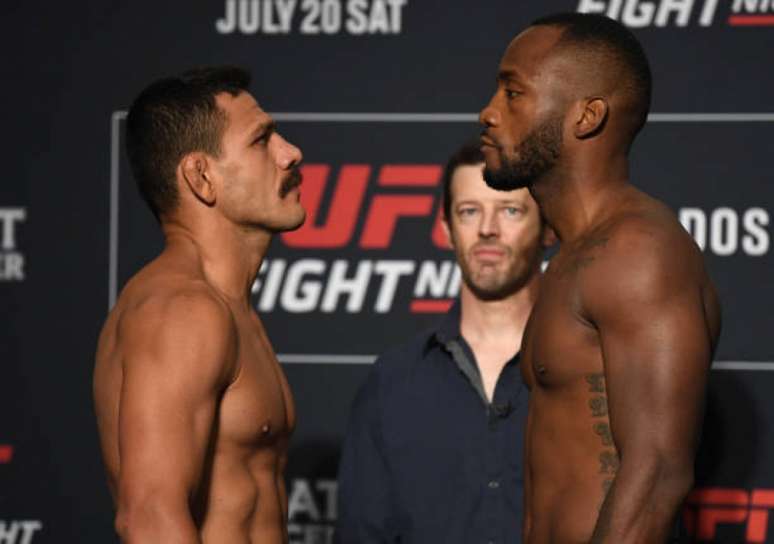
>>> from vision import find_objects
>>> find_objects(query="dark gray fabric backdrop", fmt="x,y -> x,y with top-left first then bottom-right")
2,1 -> 773,542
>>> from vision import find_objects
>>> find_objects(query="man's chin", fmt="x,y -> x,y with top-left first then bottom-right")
483,166 -> 530,192
464,272 -> 506,300
283,208 -> 306,232
467,282 -> 513,301
265,207 -> 306,234
463,268 -> 532,301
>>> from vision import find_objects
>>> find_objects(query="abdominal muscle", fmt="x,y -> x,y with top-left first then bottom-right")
198,446 -> 289,544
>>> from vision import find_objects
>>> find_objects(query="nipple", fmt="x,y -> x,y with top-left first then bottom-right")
261,422 -> 271,435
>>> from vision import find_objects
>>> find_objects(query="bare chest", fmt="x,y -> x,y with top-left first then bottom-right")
218,314 -> 296,450
521,251 -> 603,390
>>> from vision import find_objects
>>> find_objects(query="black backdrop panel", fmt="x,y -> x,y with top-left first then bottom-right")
3,1 -> 774,542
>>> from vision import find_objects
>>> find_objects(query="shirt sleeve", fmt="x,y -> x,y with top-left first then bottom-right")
335,360 -> 400,543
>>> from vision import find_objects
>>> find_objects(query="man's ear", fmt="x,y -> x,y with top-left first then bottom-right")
573,97 -> 608,139
541,225 -> 558,248
179,153 -> 216,206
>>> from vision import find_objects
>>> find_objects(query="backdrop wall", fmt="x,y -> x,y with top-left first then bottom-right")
2,1 -> 773,542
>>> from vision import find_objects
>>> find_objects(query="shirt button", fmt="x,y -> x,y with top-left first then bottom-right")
488,480 -> 499,489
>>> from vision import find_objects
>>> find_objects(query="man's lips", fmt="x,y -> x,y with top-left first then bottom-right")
480,133 -> 499,149
280,168 -> 303,197
473,247 -> 506,261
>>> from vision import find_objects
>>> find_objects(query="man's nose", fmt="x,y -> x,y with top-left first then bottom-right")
274,133 -> 303,169
479,209 -> 500,238
479,99 -> 501,128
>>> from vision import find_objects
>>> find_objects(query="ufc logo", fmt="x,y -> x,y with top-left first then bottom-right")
683,488 -> 774,542
281,164 -> 448,249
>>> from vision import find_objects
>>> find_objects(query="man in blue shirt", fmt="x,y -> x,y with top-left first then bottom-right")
336,142 -> 555,544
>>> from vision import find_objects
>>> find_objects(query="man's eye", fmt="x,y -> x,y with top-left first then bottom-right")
505,89 -> 521,99
459,208 -> 478,216
253,134 -> 269,146
503,207 -> 522,216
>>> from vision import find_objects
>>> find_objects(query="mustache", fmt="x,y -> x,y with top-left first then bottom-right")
279,167 -> 303,197
471,241 -> 510,254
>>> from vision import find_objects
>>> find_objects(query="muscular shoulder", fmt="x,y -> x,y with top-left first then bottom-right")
117,283 -> 238,386
578,204 -> 705,317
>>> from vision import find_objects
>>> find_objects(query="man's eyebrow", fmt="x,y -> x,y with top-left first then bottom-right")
251,120 -> 277,137
497,69 -> 525,83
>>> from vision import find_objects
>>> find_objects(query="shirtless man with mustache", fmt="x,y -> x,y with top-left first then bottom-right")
94,66 -> 304,543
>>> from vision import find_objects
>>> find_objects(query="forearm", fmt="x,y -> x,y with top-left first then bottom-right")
116,499 -> 202,544
590,458 -> 693,543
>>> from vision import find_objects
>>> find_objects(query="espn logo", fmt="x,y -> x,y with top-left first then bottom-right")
684,488 -> 774,542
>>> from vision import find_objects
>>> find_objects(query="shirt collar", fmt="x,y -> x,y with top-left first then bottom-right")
423,300 -> 522,367
423,299 -> 462,354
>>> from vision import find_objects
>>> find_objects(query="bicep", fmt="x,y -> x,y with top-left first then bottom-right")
118,356 -> 219,500
585,241 -> 712,460
117,294 -> 235,503
599,290 -> 710,457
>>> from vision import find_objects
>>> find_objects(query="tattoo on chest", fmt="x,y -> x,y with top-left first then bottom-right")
593,422 -> 614,446
586,373 -> 605,393
561,237 -> 611,276
586,373 -> 619,494
599,451 -> 620,474
589,396 -> 608,417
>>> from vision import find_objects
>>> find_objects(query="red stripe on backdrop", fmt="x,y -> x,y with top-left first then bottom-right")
379,165 -> 442,186
410,299 -> 454,313
0,445 -> 13,464
728,15 -> 774,26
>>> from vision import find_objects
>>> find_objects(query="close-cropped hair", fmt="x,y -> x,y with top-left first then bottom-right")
531,12 -> 652,144
441,141 -> 485,222
125,66 -> 251,220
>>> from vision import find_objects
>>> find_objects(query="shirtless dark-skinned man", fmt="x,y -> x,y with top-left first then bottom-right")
93,66 -> 304,543
479,13 -> 721,543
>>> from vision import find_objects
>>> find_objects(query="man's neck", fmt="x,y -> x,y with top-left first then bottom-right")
162,217 -> 271,306
459,272 -> 541,402
530,153 -> 631,243
459,271 -> 541,349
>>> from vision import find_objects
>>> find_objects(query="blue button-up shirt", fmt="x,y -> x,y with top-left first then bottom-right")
336,303 -> 528,544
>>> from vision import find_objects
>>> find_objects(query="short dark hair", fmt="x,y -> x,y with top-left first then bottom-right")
441,141 -> 485,222
531,12 -> 652,144
125,66 -> 251,220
